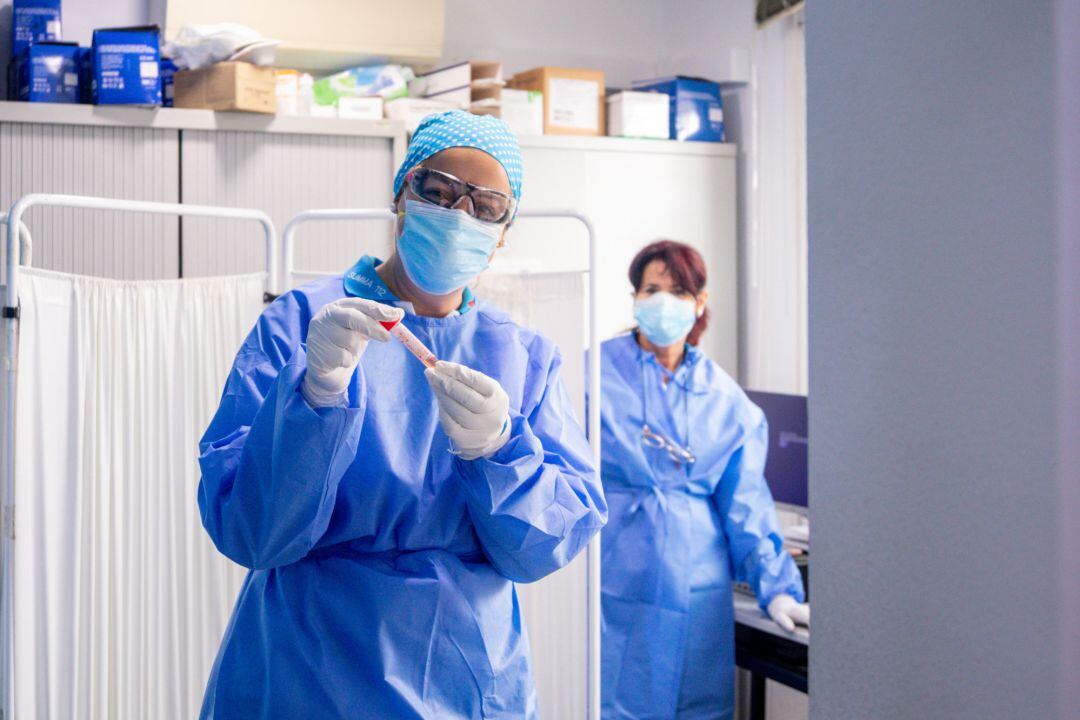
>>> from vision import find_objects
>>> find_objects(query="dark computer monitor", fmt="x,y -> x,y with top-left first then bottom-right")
745,390 -> 808,510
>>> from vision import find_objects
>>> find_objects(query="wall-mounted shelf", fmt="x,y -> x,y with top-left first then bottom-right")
0,101 -> 404,139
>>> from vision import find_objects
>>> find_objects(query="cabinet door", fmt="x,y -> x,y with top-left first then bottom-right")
179,130 -> 395,280
0,122 -> 180,279
585,149 -> 738,375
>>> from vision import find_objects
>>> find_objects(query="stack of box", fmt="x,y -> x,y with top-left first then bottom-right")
7,0 -> 63,101
416,60 -> 504,112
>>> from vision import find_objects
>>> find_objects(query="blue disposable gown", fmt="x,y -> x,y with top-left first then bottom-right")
197,256 -> 606,719
593,334 -> 803,720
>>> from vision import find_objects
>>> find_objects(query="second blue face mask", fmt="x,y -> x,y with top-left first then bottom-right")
397,200 -> 503,296
634,291 -> 698,347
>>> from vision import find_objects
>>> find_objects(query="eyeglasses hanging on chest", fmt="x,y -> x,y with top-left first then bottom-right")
639,363 -> 696,468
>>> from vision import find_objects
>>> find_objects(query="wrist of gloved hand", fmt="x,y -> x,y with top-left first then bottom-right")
451,415 -> 511,461
425,361 -> 511,461
300,373 -> 349,408
766,593 -> 810,633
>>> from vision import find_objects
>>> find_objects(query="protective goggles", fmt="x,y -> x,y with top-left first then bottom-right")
404,166 -> 517,225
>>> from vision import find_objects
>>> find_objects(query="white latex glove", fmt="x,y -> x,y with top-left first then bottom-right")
425,361 -> 511,461
301,298 -> 403,408
767,594 -> 810,633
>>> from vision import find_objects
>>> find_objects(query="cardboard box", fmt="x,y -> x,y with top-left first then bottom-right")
90,26 -> 161,106
606,90 -> 670,139
174,62 -> 276,114
632,75 -> 724,142
12,0 -> 62,59
337,95 -> 383,120
384,97 -> 459,133
508,66 -> 604,136
498,88 -> 543,136
14,41 -> 79,103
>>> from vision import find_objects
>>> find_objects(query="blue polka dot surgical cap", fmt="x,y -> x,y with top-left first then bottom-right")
392,110 -> 523,205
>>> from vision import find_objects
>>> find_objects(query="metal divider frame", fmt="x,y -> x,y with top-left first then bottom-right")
1,193 -> 278,720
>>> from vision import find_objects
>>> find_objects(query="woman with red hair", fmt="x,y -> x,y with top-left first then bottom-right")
595,240 -> 807,719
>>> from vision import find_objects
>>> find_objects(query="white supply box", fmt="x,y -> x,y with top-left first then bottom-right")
338,96 -> 384,120
499,89 -> 544,136
385,97 -> 461,132
606,90 -> 670,139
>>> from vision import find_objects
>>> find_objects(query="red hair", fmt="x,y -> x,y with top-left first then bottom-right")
628,240 -> 709,346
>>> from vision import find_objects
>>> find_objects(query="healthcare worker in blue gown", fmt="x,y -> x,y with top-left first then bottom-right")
595,240 -> 808,720
197,110 -> 607,719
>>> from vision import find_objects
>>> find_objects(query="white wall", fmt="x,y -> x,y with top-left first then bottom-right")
807,1 -> 1075,718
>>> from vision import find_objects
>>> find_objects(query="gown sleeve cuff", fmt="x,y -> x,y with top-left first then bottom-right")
455,414 -> 544,503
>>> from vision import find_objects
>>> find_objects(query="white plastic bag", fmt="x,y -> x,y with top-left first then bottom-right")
164,23 -> 266,70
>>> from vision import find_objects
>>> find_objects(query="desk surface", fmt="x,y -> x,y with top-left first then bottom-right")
733,592 -> 809,646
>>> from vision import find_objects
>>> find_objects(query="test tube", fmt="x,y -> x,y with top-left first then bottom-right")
380,319 -> 438,369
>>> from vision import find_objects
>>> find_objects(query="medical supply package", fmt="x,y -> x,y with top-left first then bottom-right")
312,64 -> 413,109
159,56 -> 178,107
89,26 -> 162,105
632,76 -> 725,142
606,90 -> 670,139
12,0 -> 62,58
14,41 -> 79,103
173,61 -> 276,113
507,66 -> 605,136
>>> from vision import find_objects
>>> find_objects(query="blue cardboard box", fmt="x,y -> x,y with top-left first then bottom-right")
89,26 -> 161,106
159,57 -> 178,107
15,41 -> 79,103
12,0 -> 62,58
632,75 -> 725,142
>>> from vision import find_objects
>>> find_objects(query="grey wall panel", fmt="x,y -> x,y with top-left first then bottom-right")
180,130 -> 395,279
0,122 -> 180,279
807,2 -> 1060,719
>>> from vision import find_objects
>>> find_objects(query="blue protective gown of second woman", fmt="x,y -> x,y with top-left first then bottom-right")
197,256 -> 607,719
593,334 -> 804,720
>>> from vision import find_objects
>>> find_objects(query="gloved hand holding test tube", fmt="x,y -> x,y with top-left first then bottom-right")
379,317 -> 439,369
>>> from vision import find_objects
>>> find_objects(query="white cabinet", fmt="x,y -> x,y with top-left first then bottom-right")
498,136 -> 739,376
0,121 -> 180,280
159,0 -> 445,71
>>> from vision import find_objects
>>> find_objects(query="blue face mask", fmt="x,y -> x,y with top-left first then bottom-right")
397,200 -> 503,296
634,292 -> 698,347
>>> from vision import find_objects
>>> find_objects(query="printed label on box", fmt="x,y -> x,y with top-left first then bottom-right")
708,107 -> 723,122
548,77 -> 598,131
140,61 -> 159,79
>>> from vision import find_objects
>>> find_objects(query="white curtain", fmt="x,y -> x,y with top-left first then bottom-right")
479,271 -> 590,720
746,7 -> 808,394
10,268 -> 263,719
